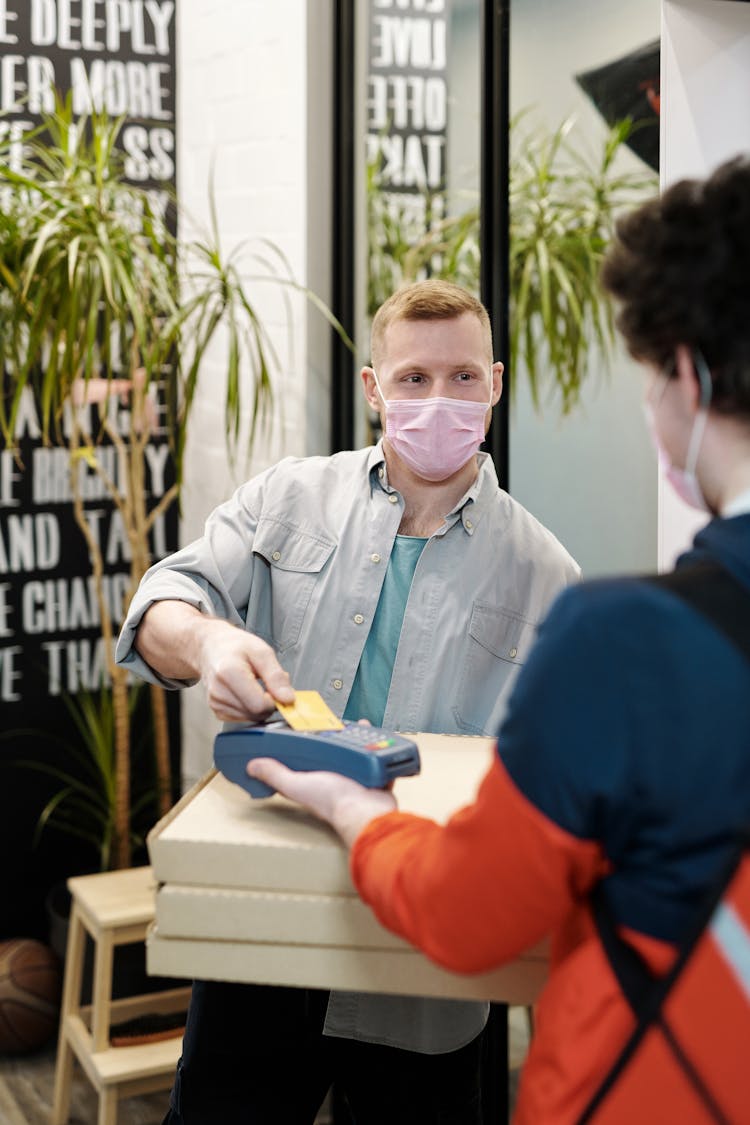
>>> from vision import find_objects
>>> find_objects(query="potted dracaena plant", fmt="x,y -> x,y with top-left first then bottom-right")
0,102 -> 335,873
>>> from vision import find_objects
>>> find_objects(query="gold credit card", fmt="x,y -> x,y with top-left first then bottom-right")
275,690 -> 344,731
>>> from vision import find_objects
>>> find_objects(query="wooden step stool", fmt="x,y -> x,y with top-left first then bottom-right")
51,866 -> 191,1125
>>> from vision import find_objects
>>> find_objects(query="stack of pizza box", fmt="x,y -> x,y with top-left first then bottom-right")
146,732 -> 548,1004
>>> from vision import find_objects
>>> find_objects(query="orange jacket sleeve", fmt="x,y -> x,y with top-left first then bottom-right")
350,754 -> 609,973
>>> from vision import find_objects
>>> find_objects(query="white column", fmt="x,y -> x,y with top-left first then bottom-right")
659,0 -> 750,568
176,1 -> 333,786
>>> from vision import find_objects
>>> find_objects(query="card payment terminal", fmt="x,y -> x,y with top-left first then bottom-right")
214,722 -> 421,798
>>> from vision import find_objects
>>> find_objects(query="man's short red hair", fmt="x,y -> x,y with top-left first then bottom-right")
371,280 -> 493,368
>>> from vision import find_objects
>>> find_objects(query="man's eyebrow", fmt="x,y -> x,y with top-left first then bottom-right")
391,359 -> 485,371
389,362 -> 428,374
447,361 -> 487,372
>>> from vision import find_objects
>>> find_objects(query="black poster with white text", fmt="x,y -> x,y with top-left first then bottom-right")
366,0 -> 450,251
0,0 -> 179,940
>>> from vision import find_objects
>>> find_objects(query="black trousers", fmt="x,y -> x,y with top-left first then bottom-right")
162,980 -> 488,1125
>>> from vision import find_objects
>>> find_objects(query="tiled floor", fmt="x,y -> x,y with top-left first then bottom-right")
0,1040 -> 168,1125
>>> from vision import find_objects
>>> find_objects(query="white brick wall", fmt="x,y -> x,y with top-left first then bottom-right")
177,0 -> 332,784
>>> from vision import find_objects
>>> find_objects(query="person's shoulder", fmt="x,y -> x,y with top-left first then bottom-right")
242,448 -> 370,492
492,491 -> 580,578
543,571 -> 683,642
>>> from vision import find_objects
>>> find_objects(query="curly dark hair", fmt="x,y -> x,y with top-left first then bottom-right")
600,156 -> 750,416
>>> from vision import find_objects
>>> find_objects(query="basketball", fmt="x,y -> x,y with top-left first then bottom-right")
0,938 -> 62,1054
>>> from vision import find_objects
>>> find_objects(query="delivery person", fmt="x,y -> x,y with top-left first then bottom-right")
249,158 -> 750,1123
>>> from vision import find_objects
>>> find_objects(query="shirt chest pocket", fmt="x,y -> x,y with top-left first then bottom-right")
452,602 -> 537,735
252,520 -> 336,653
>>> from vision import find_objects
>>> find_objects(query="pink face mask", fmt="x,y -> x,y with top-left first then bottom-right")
643,352 -> 712,512
644,403 -> 709,511
372,371 -> 492,482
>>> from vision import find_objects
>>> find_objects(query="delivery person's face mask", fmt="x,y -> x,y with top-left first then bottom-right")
643,351 -> 712,513
371,369 -> 492,482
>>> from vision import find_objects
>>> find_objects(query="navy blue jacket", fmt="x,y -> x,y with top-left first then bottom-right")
500,514 -> 750,942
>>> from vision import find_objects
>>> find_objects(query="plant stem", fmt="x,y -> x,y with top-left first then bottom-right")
69,401 -> 132,868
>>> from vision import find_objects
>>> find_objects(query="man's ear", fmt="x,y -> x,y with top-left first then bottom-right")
491,362 -> 504,406
674,344 -> 707,413
361,366 -> 380,411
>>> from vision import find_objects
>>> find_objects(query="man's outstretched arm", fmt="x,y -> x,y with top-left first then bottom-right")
136,601 -> 294,723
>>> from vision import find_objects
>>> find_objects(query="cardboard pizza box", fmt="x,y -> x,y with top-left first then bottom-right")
147,733 -> 497,896
154,883 -> 410,948
145,733 -> 548,1002
146,928 -> 547,1005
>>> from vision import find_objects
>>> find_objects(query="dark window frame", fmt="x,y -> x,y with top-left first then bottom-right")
330,0 -> 511,492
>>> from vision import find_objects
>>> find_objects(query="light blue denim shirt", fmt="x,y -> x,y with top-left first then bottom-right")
116,441 -> 580,1053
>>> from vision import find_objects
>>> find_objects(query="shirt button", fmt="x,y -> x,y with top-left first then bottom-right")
332,678 -> 343,690
353,614 -> 364,625
509,647 -> 518,659
378,467 -> 385,479
388,494 -> 399,504
370,553 -> 381,564
465,519 -> 473,530
271,551 -> 281,561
